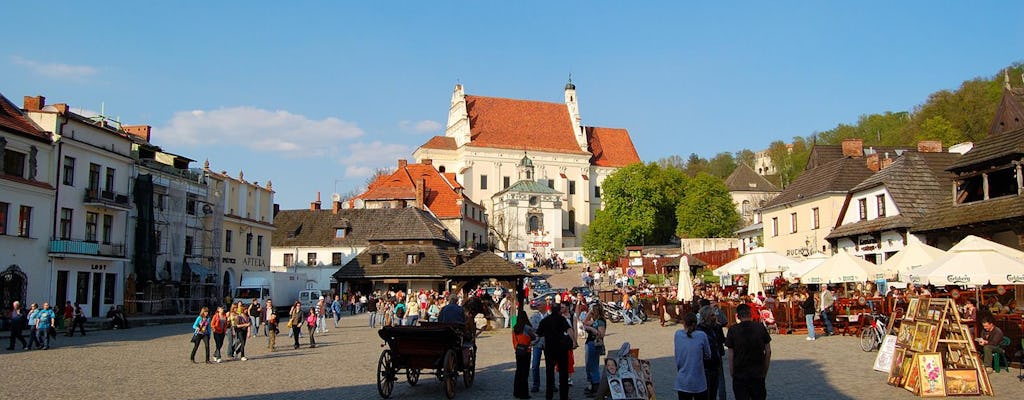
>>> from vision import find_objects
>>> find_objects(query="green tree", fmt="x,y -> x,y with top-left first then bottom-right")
708,152 -> 737,179
684,153 -> 709,177
676,173 -> 740,238
582,163 -> 688,262
656,155 -> 685,170
734,149 -> 756,167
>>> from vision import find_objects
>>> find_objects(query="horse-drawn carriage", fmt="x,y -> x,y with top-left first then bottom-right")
376,323 -> 477,399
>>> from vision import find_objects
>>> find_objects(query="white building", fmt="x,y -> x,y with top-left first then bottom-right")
24,96 -> 135,318
205,167 -> 275,297
413,82 -> 641,252
490,155 -> 566,255
0,94 -> 55,307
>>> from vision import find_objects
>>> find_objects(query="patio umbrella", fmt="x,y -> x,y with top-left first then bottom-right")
879,241 -> 947,281
747,269 -> 766,297
713,248 -> 798,277
799,250 -> 885,284
907,248 -> 1024,286
948,235 -> 1024,262
784,252 -> 829,281
676,255 -> 694,302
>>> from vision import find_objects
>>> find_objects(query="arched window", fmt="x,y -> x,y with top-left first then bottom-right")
741,200 -> 751,216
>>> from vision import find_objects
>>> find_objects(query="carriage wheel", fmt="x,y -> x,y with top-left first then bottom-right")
407,368 -> 420,387
443,349 -> 457,399
377,350 -> 396,398
463,348 -> 476,388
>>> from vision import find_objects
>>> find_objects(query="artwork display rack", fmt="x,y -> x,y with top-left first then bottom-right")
885,297 -> 993,397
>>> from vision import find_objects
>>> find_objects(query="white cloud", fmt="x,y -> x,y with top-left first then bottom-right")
399,119 -> 442,134
340,141 -> 411,177
155,106 -> 364,158
10,56 -> 98,80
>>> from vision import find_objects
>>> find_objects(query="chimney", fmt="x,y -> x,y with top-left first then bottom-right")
865,153 -> 881,172
415,178 -> 426,209
841,138 -> 863,157
310,192 -> 321,211
332,200 -> 342,214
273,203 -> 280,217
881,154 -> 894,170
422,158 -> 432,166
23,96 -> 45,111
917,140 -> 942,153
398,159 -> 407,169
123,125 -> 152,142
54,103 -> 69,114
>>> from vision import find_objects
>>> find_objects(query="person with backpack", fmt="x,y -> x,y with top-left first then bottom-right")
394,300 -> 407,326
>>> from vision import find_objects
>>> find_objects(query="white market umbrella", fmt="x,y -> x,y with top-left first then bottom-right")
879,241 -> 947,281
713,248 -> 798,277
949,235 -> 1024,262
800,250 -> 885,284
676,255 -> 694,302
784,252 -> 830,281
907,248 -> 1024,286
747,269 -> 766,297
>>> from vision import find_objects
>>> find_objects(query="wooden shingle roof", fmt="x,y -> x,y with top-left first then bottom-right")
333,243 -> 458,279
763,157 -> 874,209
947,127 -> 1024,172
448,251 -> 528,278
271,207 -> 457,248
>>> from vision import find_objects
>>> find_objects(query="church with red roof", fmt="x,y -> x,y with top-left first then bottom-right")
413,82 -> 641,254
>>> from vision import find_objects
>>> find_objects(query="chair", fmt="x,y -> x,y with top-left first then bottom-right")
760,309 -> 779,334
992,336 -> 1011,373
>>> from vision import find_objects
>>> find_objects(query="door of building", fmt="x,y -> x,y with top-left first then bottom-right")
91,272 -> 102,317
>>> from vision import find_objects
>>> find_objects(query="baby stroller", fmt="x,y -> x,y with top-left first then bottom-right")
760,309 -> 779,334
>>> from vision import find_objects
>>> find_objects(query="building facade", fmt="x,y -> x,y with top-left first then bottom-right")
206,168 -> 275,296
0,94 -> 55,308
412,82 -> 640,254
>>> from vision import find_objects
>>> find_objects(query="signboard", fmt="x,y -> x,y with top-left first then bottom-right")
873,335 -> 898,372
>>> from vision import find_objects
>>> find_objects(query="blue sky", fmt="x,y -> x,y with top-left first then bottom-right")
3,2 -> 1021,208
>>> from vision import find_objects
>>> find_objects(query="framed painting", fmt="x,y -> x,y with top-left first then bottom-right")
888,348 -> 907,386
897,323 -> 915,347
910,322 -> 934,353
905,298 -> 919,321
917,353 -> 946,397
944,369 -> 980,396
915,298 -> 931,321
903,354 -> 921,393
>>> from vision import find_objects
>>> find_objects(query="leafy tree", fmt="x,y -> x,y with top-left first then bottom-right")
684,153 -> 709,177
708,152 -> 737,179
582,163 -> 688,262
656,155 -> 685,170
676,173 -> 740,238
734,149 -> 756,167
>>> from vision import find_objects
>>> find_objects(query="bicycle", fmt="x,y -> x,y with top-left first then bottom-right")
859,313 -> 890,352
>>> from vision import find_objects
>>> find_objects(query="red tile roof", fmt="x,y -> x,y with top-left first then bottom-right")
420,135 -> 457,150
586,127 -> 640,167
355,161 -> 477,219
0,93 -> 48,142
464,95 -> 588,154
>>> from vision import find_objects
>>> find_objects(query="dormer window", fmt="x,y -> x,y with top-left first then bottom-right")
372,254 -> 387,265
406,253 -> 421,264
858,198 -> 867,221
335,228 -> 347,238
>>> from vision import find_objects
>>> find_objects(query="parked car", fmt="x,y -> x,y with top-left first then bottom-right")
529,291 -> 562,310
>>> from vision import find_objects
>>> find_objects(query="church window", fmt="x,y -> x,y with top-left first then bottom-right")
568,180 -> 575,195
503,176 -> 510,189
529,196 -> 539,206
594,186 -> 601,198
528,214 -> 542,233
480,175 -> 488,190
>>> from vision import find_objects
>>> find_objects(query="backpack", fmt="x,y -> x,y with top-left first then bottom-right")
395,303 -> 406,318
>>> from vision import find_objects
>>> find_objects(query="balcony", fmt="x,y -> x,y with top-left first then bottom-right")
83,188 -> 132,211
49,238 -> 126,258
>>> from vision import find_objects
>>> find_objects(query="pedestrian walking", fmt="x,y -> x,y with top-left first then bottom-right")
367,295 -> 378,328
265,299 -> 277,351
819,286 -> 835,336
674,312 -> 711,400
697,303 -> 727,400
233,307 -> 251,361
512,309 -> 537,399
26,303 -> 40,350
536,302 -> 572,400
35,302 -> 57,350
332,295 -> 343,328
211,306 -> 227,363
499,295 -> 512,329
226,304 -> 238,358
306,307 -> 318,348
62,301 -> 74,336
71,303 -> 87,336
725,303 -> 772,400
406,298 -> 420,326
316,297 -> 327,333
529,302 -> 551,393
801,291 -> 817,341
190,307 -> 211,364
248,300 -> 262,337
289,301 -> 303,349
6,301 -> 28,350
582,303 -> 607,398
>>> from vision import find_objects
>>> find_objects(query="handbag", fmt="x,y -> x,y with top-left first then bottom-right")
595,337 -> 606,356
190,332 -> 202,344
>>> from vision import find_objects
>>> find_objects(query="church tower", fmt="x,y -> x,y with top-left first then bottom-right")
517,153 -> 535,181
565,78 -> 587,152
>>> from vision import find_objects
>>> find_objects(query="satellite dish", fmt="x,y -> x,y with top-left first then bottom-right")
331,193 -> 341,202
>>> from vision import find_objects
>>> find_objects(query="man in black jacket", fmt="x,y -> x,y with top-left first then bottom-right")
536,303 -> 572,400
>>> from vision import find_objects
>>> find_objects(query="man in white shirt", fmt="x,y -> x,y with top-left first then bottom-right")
819,286 -> 835,336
